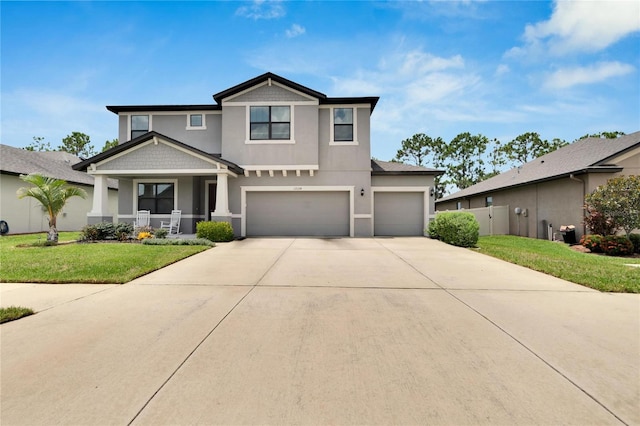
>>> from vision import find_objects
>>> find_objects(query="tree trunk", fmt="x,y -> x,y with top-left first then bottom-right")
47,226 -> 58,243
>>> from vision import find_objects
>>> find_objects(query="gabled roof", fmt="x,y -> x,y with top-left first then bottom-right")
72,131 -> 244,174
105,72 -> 379,115
0,144 -> 118,189
438,130 -> 640,202
214,72 -> 379,112
371,159 -> 444,176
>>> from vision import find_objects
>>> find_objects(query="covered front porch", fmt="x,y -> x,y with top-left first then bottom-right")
72,132 -> 244,234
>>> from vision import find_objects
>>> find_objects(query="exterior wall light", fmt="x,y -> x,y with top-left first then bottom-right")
429,188 -> 435,197
360,188 -> 365,197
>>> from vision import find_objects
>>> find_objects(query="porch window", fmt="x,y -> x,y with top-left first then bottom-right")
131,115 -> 149,139
333,108 -> 353,141
138,183 -> 174,214
250,106 -> 290,140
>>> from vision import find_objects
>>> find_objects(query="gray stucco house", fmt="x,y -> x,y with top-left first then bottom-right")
73,73 -> 442,237
436,131 -> 640,241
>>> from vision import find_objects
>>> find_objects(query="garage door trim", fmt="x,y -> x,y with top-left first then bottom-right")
241,186 -> 355,237
371,186 -> 430,236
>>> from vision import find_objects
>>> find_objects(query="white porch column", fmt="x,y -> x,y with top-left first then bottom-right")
213,172 -> 230,216
87,174 -> 112,224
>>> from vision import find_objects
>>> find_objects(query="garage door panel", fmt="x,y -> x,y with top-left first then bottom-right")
374,192 -> 424,236
247,192 -> 349,236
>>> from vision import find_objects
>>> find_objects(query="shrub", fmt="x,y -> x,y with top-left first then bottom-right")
427,220 -> 439,240
79,224 -> 100,241
629,233 -> 640,254
583,205 -> 617,236
196,221 -> 235,242
430,212 -> 479,248
142,238 -> 214,246
137,232 -> 153,240
94,222 -> 116,240
580,234 -> 604,253
115,222 -> 134,241
154,228 -> 168,239
601,235 -> 634,256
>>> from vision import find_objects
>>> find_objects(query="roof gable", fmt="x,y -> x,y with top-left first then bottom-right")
72,131 -> 243,174
438,130 -> 640,202
371,159 -> 444,175
213,72 -> 326,104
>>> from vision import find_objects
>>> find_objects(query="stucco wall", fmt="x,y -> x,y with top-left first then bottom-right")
1,174 -> 118,234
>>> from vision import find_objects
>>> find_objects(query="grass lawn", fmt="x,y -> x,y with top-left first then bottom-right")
475,235 -> 640,293
0,232 -> 211,284
0,306 -> 34,323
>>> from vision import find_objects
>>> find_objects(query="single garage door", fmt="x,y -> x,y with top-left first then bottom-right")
247,191 -> 350,236
374,192 -> 424,236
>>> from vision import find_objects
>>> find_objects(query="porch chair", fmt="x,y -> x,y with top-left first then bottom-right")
134,210 -> 151,228
160,210 -> 182,236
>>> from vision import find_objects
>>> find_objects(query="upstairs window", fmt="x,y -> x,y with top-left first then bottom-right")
138,183 -> 174,214
131,115 -> 149,139
250,106 -> 290,140
190,114 -> 203,127
333,108 -> 353,141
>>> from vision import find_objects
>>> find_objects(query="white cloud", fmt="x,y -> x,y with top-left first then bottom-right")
285,24 -> 305,38
495,64 -> 510,76
515,0 -> 640,56
544,61 -> 635,89
235,0 -> 285,20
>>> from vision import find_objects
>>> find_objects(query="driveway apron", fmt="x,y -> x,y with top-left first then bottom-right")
1,237 -> 638,425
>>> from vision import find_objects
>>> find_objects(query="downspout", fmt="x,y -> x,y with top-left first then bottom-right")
569,173 -> 586,237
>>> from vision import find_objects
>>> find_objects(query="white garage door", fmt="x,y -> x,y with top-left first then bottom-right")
374,192 -> 424,236
246,191 -> 350,236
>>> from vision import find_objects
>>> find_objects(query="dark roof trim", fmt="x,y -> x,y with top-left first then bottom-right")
436,167 -> 623,203
371,170 -> 444,176
106,105 -> 221,114
322,97 -> 380,113
72,131 -> 243,174
213,72 -> 327,104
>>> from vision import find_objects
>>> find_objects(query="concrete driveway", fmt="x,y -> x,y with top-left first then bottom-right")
1,238 -> 638,425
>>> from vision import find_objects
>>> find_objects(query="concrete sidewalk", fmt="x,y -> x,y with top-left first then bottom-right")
1,238 -> 638,425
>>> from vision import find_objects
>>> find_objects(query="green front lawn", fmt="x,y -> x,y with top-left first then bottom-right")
0,232 -> 210,284
475,235 -> 640,293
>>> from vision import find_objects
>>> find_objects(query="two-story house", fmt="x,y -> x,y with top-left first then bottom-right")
73,73 -> 442,237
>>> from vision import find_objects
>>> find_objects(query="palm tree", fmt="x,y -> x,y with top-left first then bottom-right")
17,173 -> 87,242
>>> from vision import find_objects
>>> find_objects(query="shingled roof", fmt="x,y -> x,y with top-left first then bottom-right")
371,159 -> 444,175
438,131 -> 640,202
0,144 -> 118,189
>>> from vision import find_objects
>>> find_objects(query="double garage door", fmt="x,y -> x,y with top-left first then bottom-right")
246,191 -> 350,237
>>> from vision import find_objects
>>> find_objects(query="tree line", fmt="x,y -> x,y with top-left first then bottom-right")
393,131 -> 625,197
24,132 -> 118,158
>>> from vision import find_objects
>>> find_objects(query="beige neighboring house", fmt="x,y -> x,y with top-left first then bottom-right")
436,131 -> 640,241
0,144 -> 118,235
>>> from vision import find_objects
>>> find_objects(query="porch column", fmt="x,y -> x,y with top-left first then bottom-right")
87,174 -> 113,224
213,172 -> 230,216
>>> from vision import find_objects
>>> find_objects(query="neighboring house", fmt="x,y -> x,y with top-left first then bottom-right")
73,72 -> 442,237
436,131 -> 640,241
0,144 -> 118,234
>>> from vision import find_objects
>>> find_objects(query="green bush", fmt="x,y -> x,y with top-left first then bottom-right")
196,221 -> 235,242
430,212 -> 479,247
142,238 -> 214,246
115,222 -> 134,241
154,228 -> 168,239
427,220 -> 439,239
601,235 -> 634,256
94,222 -> 116,240
81,222 -> 133,241
629,233 -> 640,254
580,234 -> 604,253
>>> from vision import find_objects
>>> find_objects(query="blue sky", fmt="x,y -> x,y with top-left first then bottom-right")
2,0 -> 639,161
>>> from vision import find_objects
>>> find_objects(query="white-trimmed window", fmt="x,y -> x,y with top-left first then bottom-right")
131,115 -> 149,139
250,106 -> 291,140
137,181 -> 175,214
485,196 -> 493,207
187,113 -> 206,130
330,107 -> 358,145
